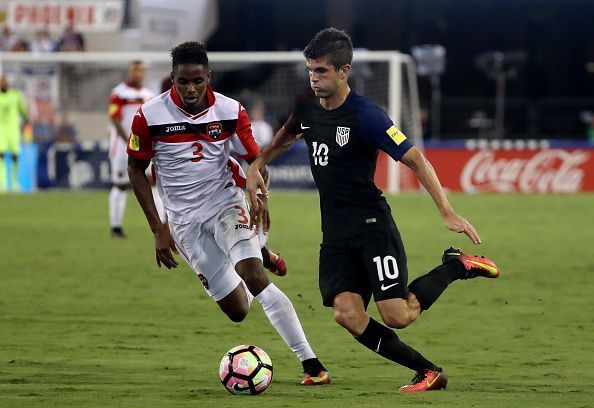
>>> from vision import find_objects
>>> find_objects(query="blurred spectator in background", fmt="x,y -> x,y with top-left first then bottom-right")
588,120 -> 594,143
58,23 -> 85,52
11,38 -> 29,52
30,29 -> 57,53
579,111 -> 594,143
32,120 -> 55,144
161,76 -> 172,93
419,107 -> 430,140
0,75 -> 28,192
0,25 -> 18,51
54,113 -> 77,144
249,97 -> 273,148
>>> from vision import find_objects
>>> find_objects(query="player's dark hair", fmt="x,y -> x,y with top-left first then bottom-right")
303,28 -> 353,70
170,41 -> 209,69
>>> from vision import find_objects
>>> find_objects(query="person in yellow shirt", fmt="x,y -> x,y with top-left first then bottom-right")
0,76 -> 28,192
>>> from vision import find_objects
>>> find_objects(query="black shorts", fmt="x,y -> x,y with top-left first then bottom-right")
319,225 -> 409,307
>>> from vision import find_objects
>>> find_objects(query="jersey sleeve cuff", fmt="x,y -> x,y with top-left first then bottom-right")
126,149 -> 153,160
238,152 -> 258,160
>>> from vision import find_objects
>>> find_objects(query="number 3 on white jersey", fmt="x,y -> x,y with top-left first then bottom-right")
191,142 -> 204,162
312,141 -> 329,166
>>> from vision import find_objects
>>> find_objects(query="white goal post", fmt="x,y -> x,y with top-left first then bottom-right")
1,50 -> 422,192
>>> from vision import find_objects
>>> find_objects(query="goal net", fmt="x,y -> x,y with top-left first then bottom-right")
1,51 -> 421,191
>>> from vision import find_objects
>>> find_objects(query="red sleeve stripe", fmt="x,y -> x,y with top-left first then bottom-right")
127,149 -> 153,160
109,95 -> 124,120
227,159 -> 246,188
235,106 -> 260,159
127,108 -> 153,159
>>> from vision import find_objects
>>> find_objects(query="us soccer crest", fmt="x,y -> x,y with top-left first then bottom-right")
207,122 -> 222,139
336,126 -> 350,146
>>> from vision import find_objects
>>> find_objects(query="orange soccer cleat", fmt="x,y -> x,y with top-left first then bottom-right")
301,370 -> 331,386
442,247 -> 500,279
265,249 -> 287,276
399,369 -> 448,393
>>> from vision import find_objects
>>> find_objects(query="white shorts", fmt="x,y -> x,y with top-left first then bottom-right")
170,194 -> 262,301
110,140 -> 129,185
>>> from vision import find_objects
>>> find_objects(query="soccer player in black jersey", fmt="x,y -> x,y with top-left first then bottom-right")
247,28 -> 500,392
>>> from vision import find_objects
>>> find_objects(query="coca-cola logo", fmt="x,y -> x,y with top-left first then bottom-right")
461,149 -> 590,193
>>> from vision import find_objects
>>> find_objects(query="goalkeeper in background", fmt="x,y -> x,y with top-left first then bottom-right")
0,75 -> 28,192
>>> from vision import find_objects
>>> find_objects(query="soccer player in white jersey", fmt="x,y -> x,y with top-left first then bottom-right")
108,61 -> 164,237
126,42 -> 330,385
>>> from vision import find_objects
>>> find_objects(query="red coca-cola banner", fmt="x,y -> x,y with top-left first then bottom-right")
424,148 -> 594,193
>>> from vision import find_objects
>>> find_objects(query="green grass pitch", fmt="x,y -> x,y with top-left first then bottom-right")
1,191 -> 593,407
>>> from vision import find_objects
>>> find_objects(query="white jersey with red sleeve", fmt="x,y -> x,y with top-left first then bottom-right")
127,86 -> 260,225
108,82 -> 154,160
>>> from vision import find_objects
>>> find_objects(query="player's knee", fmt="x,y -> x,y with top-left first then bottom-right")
333,307 -> 365,332
242,274 -> 268,296
225,306 -> 248,322
236,259 -> 269,296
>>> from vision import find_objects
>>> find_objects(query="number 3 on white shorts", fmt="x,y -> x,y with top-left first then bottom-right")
234,205 -> 249,225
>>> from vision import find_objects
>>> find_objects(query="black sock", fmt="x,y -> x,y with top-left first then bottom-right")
302,358 -> 327,375
261,247 -> 272,269
355,318 -> 438,372
408,261 -> 465,311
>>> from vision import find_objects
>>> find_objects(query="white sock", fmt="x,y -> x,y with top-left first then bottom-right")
258,229 -> 268,248
241,280 -> 254,307
255,283 -> 315,362
151,185 -> 167,224
109,187 -> 127,228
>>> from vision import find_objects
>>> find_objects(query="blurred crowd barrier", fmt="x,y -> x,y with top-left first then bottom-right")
13,139 -> 594,194
26,139 -> 315,190
386,140 -> 594,194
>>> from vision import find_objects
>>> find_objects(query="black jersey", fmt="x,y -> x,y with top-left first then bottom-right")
284,90 -> 414,241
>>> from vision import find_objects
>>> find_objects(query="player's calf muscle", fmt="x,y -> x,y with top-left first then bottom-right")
377,298 -> 420,329
218,286 -> 250,322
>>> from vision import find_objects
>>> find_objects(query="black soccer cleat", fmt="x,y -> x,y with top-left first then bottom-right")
111,227 -> 127,238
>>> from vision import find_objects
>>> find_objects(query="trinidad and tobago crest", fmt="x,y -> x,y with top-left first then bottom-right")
207,121 -> 223,139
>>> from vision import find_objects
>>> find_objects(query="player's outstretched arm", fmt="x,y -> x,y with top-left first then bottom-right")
112,118 -> 129,142
400,147 -> 482,244
247,125 -> 299,217
245,158 -> 271,232
128,155 -> 178,268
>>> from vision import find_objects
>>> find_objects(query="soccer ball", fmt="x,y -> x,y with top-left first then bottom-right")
219,344 -> 273,395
